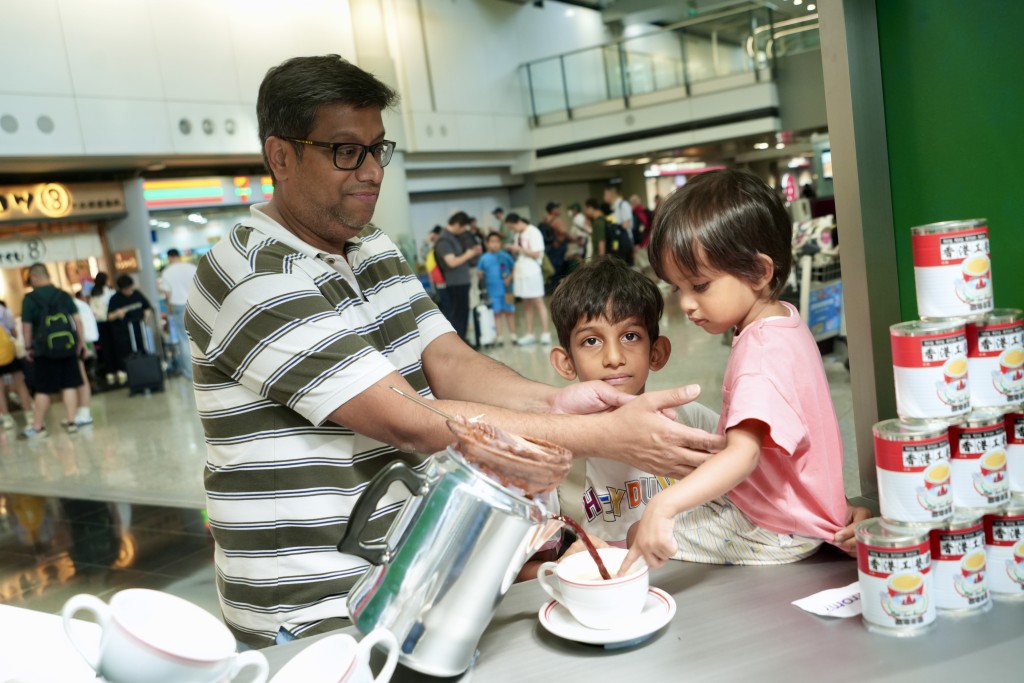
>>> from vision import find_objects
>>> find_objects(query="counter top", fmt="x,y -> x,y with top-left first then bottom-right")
262,548 -> 1023,682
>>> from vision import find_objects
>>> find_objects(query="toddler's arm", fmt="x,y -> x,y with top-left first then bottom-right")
619,419 -> 766,574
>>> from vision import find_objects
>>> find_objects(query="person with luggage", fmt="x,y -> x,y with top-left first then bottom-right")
107,274 -> 153,387
476,231 -> 516,346
18,263 -> 84,438
89,272 -> 118,386
434,211 -> 481,342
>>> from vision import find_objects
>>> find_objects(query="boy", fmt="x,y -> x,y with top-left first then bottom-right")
548,257 -> 718,547
477,232 -> 516,346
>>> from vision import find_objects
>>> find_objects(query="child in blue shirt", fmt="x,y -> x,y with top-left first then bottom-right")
477,232 -> 516,345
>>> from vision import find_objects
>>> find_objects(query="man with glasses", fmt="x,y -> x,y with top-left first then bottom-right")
187,54 -> 726,648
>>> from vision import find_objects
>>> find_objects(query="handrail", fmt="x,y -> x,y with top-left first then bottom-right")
520,1 -> 771,68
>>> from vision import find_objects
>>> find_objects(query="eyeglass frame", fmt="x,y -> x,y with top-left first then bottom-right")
278,136 -> 397,170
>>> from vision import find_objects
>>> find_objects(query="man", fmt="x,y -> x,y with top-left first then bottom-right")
159,248 -> 198,380
604,184 -> 633,244
542,201 -> 568,290
435,211 -> 481,341
629,194 -> 652,248
186,54 -> 722,648
583,198 -> 609,259
19,263 -> 84,438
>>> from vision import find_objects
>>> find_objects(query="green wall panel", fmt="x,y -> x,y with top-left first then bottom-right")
876,0 -> 1024,319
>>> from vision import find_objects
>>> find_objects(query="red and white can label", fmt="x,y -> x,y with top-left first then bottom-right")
875,434 -> 952,523
858,541 -> 935,629
967,320 -> 1024,407
983,514 -> 1024,595
892,330 -> 969,419
913,228 -> 993,318
930,525 -> 989,610
950,424 -> 1010,508
1007,412 -> 1024,495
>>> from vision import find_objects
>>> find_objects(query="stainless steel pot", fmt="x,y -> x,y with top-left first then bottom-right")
337,446 -> 561,677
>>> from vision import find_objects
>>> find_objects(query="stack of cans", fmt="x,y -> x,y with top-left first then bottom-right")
858,218 -> 1024,637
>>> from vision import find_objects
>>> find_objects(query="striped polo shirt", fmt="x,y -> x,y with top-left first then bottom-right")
185,204 -> 454,646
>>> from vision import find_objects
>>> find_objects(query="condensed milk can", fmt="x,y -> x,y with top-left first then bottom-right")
949,410 -> 1010,510
966,309 -> 1024,408
891,320 -> 970,420
911,219 -> 993,319
1007,409 -> 1024,495
855,518 -> 936,636
873,419 -> 952,525
929,512 -> 991,613
983,498 -> 1024,599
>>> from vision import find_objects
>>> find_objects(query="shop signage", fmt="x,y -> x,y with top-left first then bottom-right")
114,249 -> 141,273
0,182 -> 126,224
0,237 -> 47,266
144,175 -> 274,210
0,233 -> 103,266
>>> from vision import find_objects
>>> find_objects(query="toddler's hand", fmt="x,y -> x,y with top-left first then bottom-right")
618,505 -> 677,576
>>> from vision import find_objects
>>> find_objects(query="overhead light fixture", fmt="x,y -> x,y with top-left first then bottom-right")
807,3 -> 816,10
603,159 -> 623,166
754,142 -> 770,150
776,142 -> 786,149
635,157 -> 651,164
794,0 -> 803,5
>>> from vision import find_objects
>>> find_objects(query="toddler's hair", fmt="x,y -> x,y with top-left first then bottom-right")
549,256 -> 663,350
649,169 -> 792,298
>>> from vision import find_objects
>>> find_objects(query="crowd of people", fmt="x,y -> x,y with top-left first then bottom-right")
418,188 -> 664,348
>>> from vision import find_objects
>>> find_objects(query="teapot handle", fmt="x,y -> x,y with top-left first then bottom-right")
337,461 -> 427,565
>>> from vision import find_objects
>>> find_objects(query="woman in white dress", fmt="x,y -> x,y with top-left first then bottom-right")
505,213 -> 551,345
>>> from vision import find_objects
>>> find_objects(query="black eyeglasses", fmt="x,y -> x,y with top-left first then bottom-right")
279,137 -> 396,170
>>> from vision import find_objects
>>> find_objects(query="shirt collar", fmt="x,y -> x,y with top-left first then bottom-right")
247,202 -> 367,261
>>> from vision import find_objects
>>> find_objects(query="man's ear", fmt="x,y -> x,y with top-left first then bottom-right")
264,137 -> 293,182
549,346 -> 578,381
649,335 -> 671,372
753,253 -> 776,293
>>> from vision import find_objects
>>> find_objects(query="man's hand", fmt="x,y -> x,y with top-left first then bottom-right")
834,505 -> 873,556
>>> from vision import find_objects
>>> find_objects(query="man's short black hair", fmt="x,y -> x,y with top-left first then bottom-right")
584,198 -> 600,211
430,225 -> 443,235
167,248 -> 181,258
448,211 -> 471,227
504,212 -> 523,224
549,256 -> 663,351
116,274 -> 135,290
257,54 -> 399,181
649,169 -> 792,299
493,207 -> 504,216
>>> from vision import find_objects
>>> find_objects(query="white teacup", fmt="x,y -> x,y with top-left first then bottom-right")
271,628 -> 398,683
62,589 -> 268,683
537,547 -> 648,630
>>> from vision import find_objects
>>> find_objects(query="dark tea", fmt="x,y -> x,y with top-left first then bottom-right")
555,515 -> 611,580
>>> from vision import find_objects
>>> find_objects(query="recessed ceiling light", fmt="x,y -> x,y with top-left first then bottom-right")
794,0 -> 803,5
635,157 -> 651,164
776,142 -> 786,149
754,142 -> 770,150
807,3 -> 816,10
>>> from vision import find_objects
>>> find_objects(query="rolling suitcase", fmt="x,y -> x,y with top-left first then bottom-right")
474,304 -> 497,347
126,322 -> 164,396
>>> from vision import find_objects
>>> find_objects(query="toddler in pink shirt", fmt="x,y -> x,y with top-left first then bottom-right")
621,170 -> 854,573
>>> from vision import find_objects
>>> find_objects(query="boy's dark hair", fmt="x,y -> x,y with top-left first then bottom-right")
550,256 -> 663,350
649,169 -> 792,299
485,231 -> 503,242
448,211 -> 471,227
257,55 -> 399,181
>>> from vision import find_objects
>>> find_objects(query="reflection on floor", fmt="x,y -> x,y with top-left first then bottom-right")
0,290 -> 856,625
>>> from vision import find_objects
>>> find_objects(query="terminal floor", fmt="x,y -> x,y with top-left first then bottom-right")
0,296 -> 857,623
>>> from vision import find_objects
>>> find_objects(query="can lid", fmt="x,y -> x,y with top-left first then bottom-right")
999,496 -> 1024,515
967,308 -> 1022,326
856,517 -> 929,546
890,319 -> 967,337
910,219 -> 987,236
944,510 -> 985,530
949,408 -> 1005,430
873,418 -> 948,442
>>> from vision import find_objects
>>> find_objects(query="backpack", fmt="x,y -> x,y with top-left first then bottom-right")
606,220 -> 634,265
424,248 -> 445,285
33,291 -> 77,358
0,327 -> 14,366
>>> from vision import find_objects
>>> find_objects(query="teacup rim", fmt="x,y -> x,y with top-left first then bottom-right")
110,589 -> 236,663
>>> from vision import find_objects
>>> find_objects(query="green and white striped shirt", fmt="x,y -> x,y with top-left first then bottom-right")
185,204 -> 453,646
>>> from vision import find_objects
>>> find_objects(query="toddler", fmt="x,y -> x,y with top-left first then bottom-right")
548,257 -> 719,547
476,232 -> 516,345
621,169 -> 849,573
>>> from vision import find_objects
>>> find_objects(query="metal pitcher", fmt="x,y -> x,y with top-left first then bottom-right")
337,446 -> 561,677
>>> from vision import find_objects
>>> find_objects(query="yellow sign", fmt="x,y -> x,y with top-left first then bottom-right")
114,249 -> 140,273
0,183 -> 72,220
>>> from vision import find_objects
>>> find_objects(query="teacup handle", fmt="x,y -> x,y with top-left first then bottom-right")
228,650 -> 269,683
536,561 -> 563,605
61,594 -> 110,672
358,628 -> 399,683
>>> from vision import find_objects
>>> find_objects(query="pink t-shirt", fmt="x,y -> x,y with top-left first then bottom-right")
720,302 -> 847,542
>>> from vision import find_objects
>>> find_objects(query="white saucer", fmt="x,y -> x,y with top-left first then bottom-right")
538,587 -> 676,649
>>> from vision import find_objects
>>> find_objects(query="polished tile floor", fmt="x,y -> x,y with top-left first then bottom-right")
0,289 -> 857,624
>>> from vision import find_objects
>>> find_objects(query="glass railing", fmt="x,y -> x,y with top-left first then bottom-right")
521,3 -> 800,125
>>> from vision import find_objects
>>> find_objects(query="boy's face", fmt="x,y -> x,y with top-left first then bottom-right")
486,236 -> 502,252
549,314 -> 670,397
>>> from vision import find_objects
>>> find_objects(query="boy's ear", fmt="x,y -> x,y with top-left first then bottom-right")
753,253 -> 775,292
649,335 -> 671,371
549,346 -> 578,381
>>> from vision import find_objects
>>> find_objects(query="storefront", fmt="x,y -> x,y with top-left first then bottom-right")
0,181 -> 127,317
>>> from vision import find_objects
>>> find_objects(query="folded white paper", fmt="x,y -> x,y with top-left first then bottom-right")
791,581 -> 862,618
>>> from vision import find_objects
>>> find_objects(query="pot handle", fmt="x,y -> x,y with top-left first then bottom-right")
337,461 -> 427,565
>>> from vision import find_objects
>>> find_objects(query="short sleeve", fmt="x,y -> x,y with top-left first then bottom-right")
209,273 -> 399,426
434,234 -> 457,264
722,373 -> 809,456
